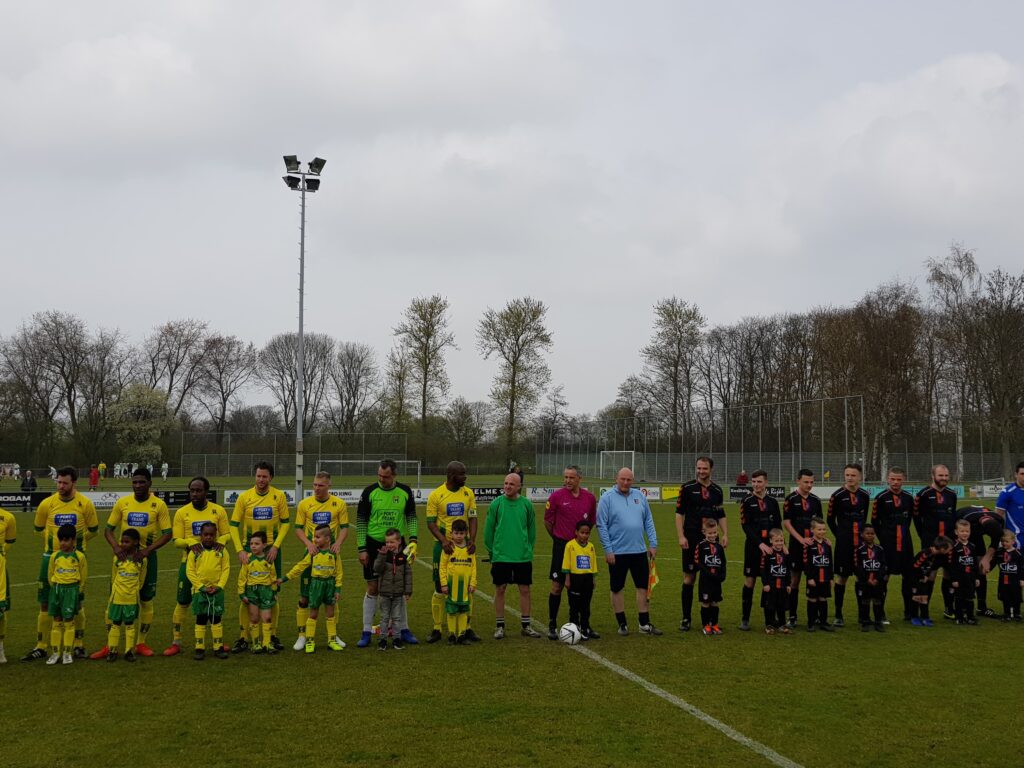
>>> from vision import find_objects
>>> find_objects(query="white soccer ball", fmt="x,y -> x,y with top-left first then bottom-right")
559,622 -> 582,645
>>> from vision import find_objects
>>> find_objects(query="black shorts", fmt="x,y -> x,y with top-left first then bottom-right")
880,538 -> 915,576
681,529 -> 700,574
855,581 -> 884,602
698,572 -> 722,604
834,540 -> 855,578
911,578 -> 934,599
998,581 -> 1022,604
761,587 -> 787,610
743,540 -> 765,578
491,561 -> 533,586
806,579 -> 832,600
608,552 -> 649,593
952,579 -> 977,600
549,538 -> 569,584
361,536 -> 385,581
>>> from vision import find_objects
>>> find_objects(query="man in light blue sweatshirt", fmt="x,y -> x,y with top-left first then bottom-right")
596,467 -> 662,636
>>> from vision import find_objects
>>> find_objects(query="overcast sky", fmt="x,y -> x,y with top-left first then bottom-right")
3,2 -> 1023,416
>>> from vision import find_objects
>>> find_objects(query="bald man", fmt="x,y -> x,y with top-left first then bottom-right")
484,473 -> 540,639
596,468 -> 661,635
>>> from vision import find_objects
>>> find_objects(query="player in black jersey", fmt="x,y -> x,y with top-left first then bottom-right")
956,505 -> 1003,618
803,518 -> 834,632
738,471 -> 781,631
853,524 -> 887,632
827,464 -> 871,628
949,519 -> 980,624
760,529 -> 791,634
995,529 -> 1024,620
675,457 -> 728,632
913,464 -> 958,618
872,467 -> 915,622
909,536 -> 953,626
694,518 -> 727,635
783,469 -> 821,626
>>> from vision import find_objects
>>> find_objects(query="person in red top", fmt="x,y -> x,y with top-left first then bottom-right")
736,469 -> 749,486
544,465 -> 597,640
88,465 -> 100,492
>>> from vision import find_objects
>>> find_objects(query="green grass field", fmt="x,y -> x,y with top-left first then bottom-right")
0,476 -> 1018,768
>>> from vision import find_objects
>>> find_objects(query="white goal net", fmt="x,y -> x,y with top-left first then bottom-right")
599,451 -> 637,481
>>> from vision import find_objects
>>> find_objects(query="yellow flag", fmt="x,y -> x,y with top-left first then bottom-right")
647,557 -> 660,598
824,470 -> 831,480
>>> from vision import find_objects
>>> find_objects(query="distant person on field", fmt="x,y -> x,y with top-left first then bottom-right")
88,465 -> 99,492
161,462 -> 169,482
736,469 -> 749,486
485,472 -> 540,639
21,470 -> 37,493
48,465 -> 58,481
544,465 -> 597,639
98,461 -> 107,479
597,467 -> 661,636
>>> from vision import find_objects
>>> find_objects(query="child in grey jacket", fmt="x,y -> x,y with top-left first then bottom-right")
373,528 -> 415,650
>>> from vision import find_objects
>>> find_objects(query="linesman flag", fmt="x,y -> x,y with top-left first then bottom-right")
647,556 -> 660,598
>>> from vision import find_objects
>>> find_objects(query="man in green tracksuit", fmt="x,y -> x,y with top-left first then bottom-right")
355,459 -> 419,648
484,473 -> 540,639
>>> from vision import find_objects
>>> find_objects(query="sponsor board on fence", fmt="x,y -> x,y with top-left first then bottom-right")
969,483 -> 1004,499
598,486 -> 662,501
728,485 -> 786,500
78,490 -> 221,510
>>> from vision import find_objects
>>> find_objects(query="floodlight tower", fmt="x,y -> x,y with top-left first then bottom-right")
282,155 -> 326,507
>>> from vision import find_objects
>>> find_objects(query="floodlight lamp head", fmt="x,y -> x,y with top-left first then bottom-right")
283,155 -> 300,172
308,157 -> 326,175
283,175 -> 301,189
305,178 -> 321,192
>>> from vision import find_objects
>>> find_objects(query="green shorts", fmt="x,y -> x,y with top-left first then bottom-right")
140,552 -> 158,601
432,540 -> 443,593
109,603 -> 139,624
176,561 -> 193,605
48,584 -> 81,620
191,588 -> 225,618
307,577 -> 337,609
445,599 -> 470,615
243,585 -> 276,610
298,565 -> 313,600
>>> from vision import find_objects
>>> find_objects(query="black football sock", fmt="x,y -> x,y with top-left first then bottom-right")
711,606 -> 720,625
615,611 -> 627,629
638,612 -> 650,627
763,607 -> 774,627
700,606 -> 709,626
682,583 -> 694,623
920,603 -> 931,620
834,583 -> 846,618
548,593 -> 561,628
873,602 -> 884,623
858,599 -> 870,625
741,585 -> 754,622
788,588 -> 799,620
819,601 -> 830,624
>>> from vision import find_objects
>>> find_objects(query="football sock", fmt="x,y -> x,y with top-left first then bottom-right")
326,616 -> 337,639
456,613 -> 468,636
270,603 -> 279,635
211,622 -> 223,647
50,621 -> 63,652
63,621 -> 75,650
700,606 -> 709,626
138,600 -> 154,643
615,611 -> 627,629
431,592 -> 445,630
638,611 -> 650,627
741,585 -> 754,621
108,624 -> 121,652
834,583 -> 846,617
873,603 -> 884,622
548,592 -> 561,628
305,618 -> 317,641
125,623 -> 137,650
73,607 -> 85,648
447,614 -> 457,635
682,583 -> 694,623
763,607 -> 774,627
195,625 -> 206,650
788,588 -> 799,619
296,606 -> 310,636
362,593 -> 377,632
238,603 -> 250,640
37,612 -> 52,650
711,606 -> 720,625
172,603 -> 188,643
262,623 -> 272,647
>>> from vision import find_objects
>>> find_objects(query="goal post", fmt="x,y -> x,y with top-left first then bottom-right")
315,459 -> 422,489
599,451 -> 636,481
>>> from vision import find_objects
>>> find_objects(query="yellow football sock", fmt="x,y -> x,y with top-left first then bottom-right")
108,625 -> 121,651
138,600 -> 154,643
447,613 -> 457,635
305,618 -> 317,641
172,603 -> 188,643
73,606 -> 85,648
297,606 -> 310,636
262,623 -> 272,647
270,603 -> 280,636
63,622 -> 75,650
326,616 -> 337,639
212,623 -> 224,647
51,621 -> 63,652
431,592 -> 444,630
37,612 -> 52,650
125,623 -> 137,650
457,613 -> 468,636
195,626 -> 206,649
238,603 -> 250,640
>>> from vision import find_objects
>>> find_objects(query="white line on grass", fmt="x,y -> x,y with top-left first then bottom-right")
415,558 -> 803,768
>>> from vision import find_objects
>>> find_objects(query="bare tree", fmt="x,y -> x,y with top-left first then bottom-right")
393,295 -> 457,430
258,332 -> 334,432
77,327 -> 137,456
378,346 -> 414,432
477,297 -> 553,457
535,384 -> 570,439
194,334 -> 257,437
443,397 -> 491,456
143,319 -> 209,417
325,342 -> 379,433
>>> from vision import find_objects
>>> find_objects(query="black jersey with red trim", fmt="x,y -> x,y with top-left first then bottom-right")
949,541 -> 978,581
827,487 -> 871,545
872,489 -> 915,557
911,548 -> 948,580
914,486 -> 958,545
783,491 -> 822,548
694,539 -> 727,582
956,506 -> 1003,556
739,493 -> 782,546
803,538 -> 834,584
996,548 -> 1024,587
760,549 -> 790,591
854,542 -> 887,582
676,480 -> 726,534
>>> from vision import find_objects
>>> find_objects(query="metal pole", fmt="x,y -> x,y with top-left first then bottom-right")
820,399 -> 825,479
844,397 -> 849,465
295,175 -> 306,506
860,395 -> 866,468
797,400 -> 802,472
979,420 -> 984,480
758,404 -> 762,471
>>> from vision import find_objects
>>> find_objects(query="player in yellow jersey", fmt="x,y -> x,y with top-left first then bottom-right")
105,529 -> 146,662
229,461 -> 290,652
46,524 -> 88,665
562,520 -> 599,640
88,467 -> 172,660
279,524 -> 344,653
440,519 -> 477,645
239,531 -> 278,654
162,476 -> 230,656
290,471 -> 348,651
0,505 -> 17,664
426,461 -> 479,644
187,522 -> 231,660
22,467 -> 99,662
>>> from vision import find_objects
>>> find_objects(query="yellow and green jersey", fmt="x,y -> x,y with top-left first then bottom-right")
285,549 -> 342,588
34,492 -> 99,552
230,487 -> 290,552
439,544 -> 476,604
294,494 -> 349,541
0,507 -> 16,556
237,555 -> 276,594
107,494 -> 172,547
48,549 -> 88,586
172,502 -> 230,562
111,558 -> 147,605
562,539 -> 598,574
426,484 -> 477,537
186,546 -> 230,591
